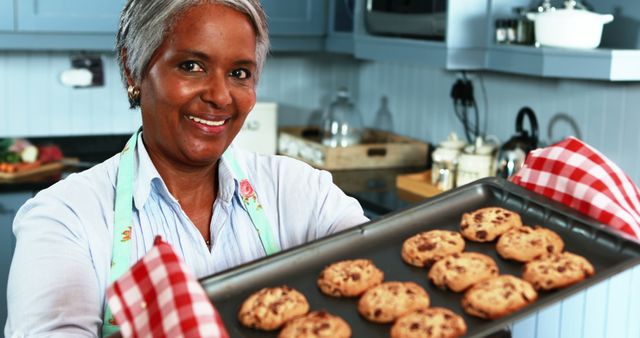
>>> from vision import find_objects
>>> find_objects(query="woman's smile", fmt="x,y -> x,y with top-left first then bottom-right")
186,114 -> 230,134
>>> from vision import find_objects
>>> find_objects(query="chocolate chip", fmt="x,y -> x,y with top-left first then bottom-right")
476,230 -> 488,239
474,214 -> 483,221
374,309 -> 382,317
410,323 -> 419,331
448,240 -> 457,245
351,273 -> 361,281
455,266 -> 466,273
423,258 -> 435,267
461,223 -> 469,230
444,313 -> 452,320
418,243 -> 436,251
547,245 -> 554,253
557,266 -> 566,272
496,216 -> 504,221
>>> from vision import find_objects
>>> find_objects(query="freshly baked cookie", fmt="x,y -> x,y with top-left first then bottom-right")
358,281 -> 431,324
462,275 -> 537,319
278,310 -> 351,338
238,286 -> 310,331
391,307 -> 467,338
460,207 -> 522,242
317,259 -> 384,297
497,225 -> 564,262
401,230 -> 465,268
523,252 -> 595,290
428,252 -> 499,292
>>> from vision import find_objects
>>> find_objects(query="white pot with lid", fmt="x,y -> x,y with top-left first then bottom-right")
527,1 -> 613,49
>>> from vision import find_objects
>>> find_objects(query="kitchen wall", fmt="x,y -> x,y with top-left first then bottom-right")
0,51 -> 359,137
355,61 -> 640,184
1,51 -> 638,183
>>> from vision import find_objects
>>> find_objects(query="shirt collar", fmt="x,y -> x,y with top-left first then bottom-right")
132,134 -> 239,210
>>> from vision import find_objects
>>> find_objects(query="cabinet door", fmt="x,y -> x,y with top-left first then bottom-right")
0,192 -> 32,333
262,0 -> 327,36
0,0 -> 13,31
16,0 -> 125,33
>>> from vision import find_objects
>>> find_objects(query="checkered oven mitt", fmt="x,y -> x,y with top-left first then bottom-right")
106,236 -> 229,338
511,137 -> 640,239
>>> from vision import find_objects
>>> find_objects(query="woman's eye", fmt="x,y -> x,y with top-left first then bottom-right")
179,61 -> 204,72
230,68 -> 251,79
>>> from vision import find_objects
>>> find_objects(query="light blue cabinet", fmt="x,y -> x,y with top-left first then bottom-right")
16,0 -> 124,33
0,0 -> 13,31
263,0 -> 328,52
262,0 -> 326,36
0,0 -> 328,51
0,192 -> 32,333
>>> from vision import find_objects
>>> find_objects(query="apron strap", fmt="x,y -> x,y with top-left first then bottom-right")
102,128 -> 139,337
222,149 -> 279,255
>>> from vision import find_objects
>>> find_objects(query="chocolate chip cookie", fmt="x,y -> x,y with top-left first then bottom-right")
317,259 -> 384,297
460,207 -> 523,242
390,307 -> 467,338
238,286 -> 310,331
278,310 -> 351,338
462,275 -> 538,319
523,252 -> 595,290
401,230 -> 465,268
358,281 -> 431,324
428,252 -> 499,292
497,225 -> 564,262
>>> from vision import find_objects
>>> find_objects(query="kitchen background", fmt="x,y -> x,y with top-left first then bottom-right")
2,0 -> 640,337
1,51 -> 639,182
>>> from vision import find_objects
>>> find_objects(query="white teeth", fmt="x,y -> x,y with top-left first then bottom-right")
188,115 -> 226,126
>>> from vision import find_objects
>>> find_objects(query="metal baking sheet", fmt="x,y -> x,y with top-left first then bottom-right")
200,177 -> 640,337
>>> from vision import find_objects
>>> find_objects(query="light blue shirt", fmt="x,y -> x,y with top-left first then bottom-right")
5,133 -> 368,337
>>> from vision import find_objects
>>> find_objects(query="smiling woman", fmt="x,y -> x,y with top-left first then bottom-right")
5,1 -> 368,337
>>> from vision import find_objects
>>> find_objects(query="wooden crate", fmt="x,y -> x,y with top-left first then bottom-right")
278,127 -> 428,170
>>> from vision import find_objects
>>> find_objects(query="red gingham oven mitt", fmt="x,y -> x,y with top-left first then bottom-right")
511,137 -> 640,240
106,236 -> 229,338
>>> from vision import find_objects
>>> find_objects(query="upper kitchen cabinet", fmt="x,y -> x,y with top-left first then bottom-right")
0,0 -> 125,51
0,0 -> 13,31
352,0 -> 489,70
258,0 -> 327,52
486,0 -> 640,81
325,0 -> 355,54
0,0 -> 328,52
16,0 -> 123,33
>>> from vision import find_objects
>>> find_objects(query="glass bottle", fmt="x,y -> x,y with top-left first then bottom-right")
373,96 -> 394,133
321,87 -> 364,147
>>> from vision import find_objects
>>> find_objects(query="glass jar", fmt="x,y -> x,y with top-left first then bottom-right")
321,87 -> 364,147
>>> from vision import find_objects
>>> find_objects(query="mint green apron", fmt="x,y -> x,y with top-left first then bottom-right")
101,129 -> 279,337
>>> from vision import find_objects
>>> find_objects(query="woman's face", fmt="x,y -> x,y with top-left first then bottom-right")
139,3 -> 257,169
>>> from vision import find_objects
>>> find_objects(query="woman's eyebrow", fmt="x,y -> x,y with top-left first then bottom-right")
176,49 -> 210,60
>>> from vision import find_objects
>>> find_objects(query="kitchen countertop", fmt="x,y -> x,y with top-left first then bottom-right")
0,134 -> 431,212
1,162 -> 429,216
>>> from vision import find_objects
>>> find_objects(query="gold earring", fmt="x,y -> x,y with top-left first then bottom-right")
127,85 -> 141,108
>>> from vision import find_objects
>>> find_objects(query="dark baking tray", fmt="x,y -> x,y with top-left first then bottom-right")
200,177 -> 640,337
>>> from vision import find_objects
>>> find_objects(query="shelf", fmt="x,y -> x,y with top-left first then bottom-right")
487,44 -> 640,81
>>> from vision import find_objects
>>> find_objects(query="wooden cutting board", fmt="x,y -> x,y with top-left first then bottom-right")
395,170 -> 443,198
0,160 -> 69,180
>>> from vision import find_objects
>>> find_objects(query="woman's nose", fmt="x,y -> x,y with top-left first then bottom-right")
201,74 -> 232,108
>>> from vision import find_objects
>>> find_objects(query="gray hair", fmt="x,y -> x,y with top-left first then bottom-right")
116,0 -> 269,107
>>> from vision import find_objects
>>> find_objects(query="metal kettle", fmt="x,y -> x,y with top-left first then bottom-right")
496,107 -> 539,179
